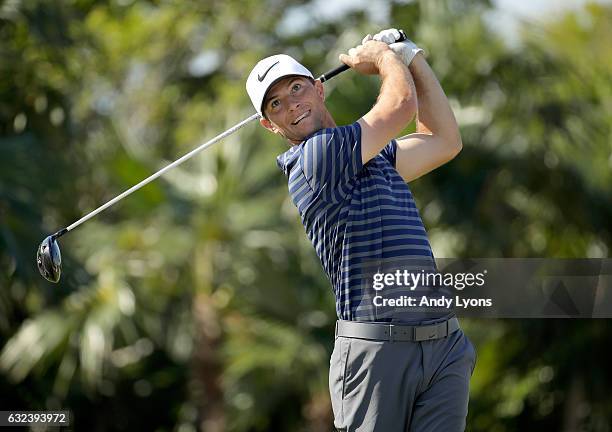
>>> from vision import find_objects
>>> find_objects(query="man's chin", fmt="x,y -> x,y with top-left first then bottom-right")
292,122 -> 322,141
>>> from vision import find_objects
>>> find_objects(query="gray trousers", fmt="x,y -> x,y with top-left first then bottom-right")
329,320 -> 476,431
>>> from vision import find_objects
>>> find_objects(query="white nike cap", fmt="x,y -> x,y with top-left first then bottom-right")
246,54 -> 314,116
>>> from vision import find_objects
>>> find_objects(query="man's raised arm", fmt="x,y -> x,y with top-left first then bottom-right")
393,52 -> 462,182
366,28 -> 462,182
339,41 -> 418,165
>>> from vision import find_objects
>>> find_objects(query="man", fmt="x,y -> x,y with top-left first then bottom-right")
246,29 -> 476,431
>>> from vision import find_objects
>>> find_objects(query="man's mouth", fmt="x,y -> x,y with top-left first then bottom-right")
291,110 -> 310,125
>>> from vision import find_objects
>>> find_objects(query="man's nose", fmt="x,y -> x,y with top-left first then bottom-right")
288,99 -> 301,111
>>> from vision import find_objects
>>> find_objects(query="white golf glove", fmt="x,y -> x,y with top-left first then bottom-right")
362,28 -> 424,66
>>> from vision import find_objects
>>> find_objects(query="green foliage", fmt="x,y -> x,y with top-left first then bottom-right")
1,0 -> 610,431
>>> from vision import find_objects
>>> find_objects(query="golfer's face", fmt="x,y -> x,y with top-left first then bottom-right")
262,76 -> 325,142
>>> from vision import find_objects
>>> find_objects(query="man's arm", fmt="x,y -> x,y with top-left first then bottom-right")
339,41 -> 418,165
394,53 -> 462,182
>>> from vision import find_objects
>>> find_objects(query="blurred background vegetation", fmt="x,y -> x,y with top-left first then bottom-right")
1,0 -> 611,430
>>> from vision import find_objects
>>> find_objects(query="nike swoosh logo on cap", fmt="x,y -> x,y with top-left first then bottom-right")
257,61 -> 280,82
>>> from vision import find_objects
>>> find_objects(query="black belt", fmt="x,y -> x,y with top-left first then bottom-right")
335,317 -> 459,342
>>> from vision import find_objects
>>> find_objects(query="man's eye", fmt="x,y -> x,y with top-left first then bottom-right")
292,83 -> 302,92
271,100 -> 280,109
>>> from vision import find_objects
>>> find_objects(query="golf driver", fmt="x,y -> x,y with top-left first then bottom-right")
37,30 -> 407,283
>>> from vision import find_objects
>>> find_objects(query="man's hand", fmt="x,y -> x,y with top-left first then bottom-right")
365,28 -> 424,67
338,40 -> 397,75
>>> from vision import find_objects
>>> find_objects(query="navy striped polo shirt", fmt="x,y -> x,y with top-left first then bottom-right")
277,121 -> 448,323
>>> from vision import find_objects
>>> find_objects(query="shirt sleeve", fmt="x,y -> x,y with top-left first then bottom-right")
380,139 -> 398,167
300,122 -> 363,202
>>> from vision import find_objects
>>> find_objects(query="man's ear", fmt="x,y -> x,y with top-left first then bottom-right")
260,117 -> 279,134
314,79 -> 325,102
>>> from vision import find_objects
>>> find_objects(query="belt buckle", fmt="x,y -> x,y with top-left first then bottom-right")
388,324 -> 394,343
414,324 -> 439,341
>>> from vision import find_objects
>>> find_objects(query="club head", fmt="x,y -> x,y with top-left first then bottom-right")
37,235 -> 62,283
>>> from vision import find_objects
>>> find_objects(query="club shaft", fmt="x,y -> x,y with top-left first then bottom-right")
64,112 -> 262,234
317,64 -> 350,83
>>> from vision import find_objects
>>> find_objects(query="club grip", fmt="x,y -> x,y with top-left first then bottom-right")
317,30 -> 407,83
